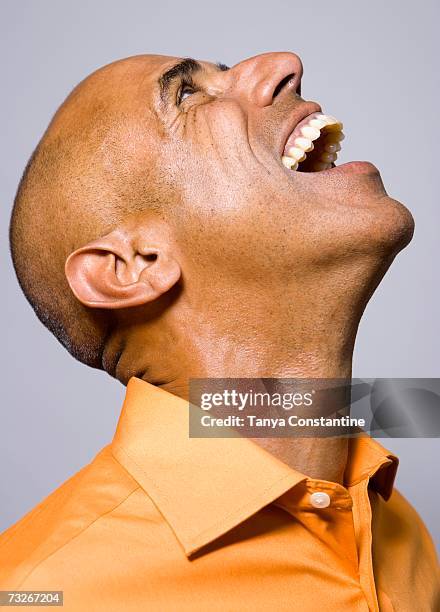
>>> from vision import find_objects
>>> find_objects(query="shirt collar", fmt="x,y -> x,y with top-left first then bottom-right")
111,377 -> 398,556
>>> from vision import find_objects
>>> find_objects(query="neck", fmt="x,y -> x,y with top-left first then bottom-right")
117,283 -> 363,484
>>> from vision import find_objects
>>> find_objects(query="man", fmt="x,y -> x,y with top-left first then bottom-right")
1,52 -> 438,610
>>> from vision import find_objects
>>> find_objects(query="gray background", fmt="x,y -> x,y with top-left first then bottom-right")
1,0 -> 438,549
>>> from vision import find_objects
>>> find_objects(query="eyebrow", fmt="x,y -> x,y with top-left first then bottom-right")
158,58 -> 230,104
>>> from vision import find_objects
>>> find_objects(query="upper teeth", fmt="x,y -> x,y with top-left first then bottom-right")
282,112 -> 344,172
287,146 -> 306,162
294,136 -> 314,152
301,125 -> 320,140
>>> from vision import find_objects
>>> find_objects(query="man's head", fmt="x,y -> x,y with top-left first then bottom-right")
10,52 -> 414,381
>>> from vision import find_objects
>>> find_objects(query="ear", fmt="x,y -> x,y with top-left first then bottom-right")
65,228 -> 181,309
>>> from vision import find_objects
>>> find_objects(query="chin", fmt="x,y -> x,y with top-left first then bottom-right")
330,171 -> 414,260
365,195 -> 415,257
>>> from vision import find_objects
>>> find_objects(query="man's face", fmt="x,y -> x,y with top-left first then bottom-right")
99,52 -> 414,293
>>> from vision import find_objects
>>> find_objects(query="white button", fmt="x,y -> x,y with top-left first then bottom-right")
310,491 -> 331,508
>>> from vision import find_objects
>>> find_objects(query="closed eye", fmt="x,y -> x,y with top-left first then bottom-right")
158,58 -> 230,108
178,81 -> 198,105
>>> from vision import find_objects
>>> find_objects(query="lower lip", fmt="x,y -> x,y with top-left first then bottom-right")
328,161 -> 379,176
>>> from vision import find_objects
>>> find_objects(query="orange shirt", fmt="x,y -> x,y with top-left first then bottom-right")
0,377 -> 438,611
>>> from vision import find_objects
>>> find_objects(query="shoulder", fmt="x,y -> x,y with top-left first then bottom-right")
381,488 -> 436,546
372,488 -> 439,608
373,486 -> 439,571
0,446 -> 139,589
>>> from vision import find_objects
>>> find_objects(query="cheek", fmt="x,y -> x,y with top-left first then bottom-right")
201,99 -> 247,144
190,101 -> 264,181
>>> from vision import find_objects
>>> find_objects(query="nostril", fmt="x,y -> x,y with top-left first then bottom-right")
272,73 -> 296,100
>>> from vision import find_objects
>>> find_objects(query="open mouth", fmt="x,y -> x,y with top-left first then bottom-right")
282,113 -> 344,173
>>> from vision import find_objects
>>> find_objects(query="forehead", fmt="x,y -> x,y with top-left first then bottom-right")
101,54 -> 221,92
50,55 -> 224,174
83,54 -> 223,124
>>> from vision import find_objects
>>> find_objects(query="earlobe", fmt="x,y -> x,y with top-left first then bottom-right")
65,234 -> 181,310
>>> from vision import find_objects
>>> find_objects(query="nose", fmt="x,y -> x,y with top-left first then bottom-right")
227,52 -> 303,107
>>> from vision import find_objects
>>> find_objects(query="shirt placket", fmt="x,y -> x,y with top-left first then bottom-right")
349,479 -> 383,612
275,478 -> 380,611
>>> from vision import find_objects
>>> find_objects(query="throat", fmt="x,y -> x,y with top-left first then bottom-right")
247,356 -> 353,485
252,436 -> 349,484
